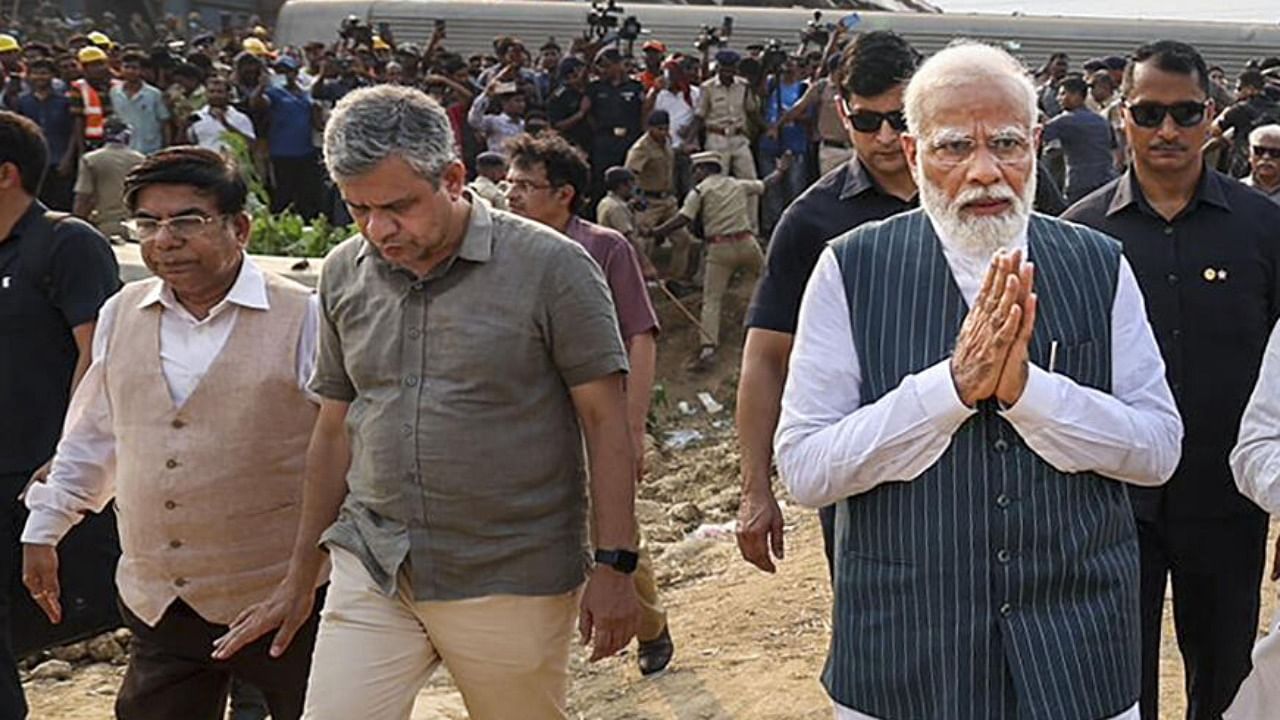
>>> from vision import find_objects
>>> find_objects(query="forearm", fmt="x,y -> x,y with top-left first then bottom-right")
72,194 -> 93,219
736,332 -> 789,496
625,333 -> 656,453
578,376 -> 638,549
286,407 -> 352,584
654,214 -> 691,237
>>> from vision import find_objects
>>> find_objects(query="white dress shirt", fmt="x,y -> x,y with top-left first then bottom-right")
774,222 -> 1181,720
187,104 -> 256,152
22,258 -> 319,546
652,86 -> 701,150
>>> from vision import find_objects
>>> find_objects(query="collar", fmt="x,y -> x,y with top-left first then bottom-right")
1106,164 -> 1231,218
839,157 -> 875,200
1244,175 -> 1280,196
356,192 -> 494,270
6,199 -> 47,243
138,254 -> 269,316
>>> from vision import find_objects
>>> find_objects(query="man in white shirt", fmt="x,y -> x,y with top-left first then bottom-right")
21,147 -> 322,720
187,76 -> 256,153
775,42 -> 1183,720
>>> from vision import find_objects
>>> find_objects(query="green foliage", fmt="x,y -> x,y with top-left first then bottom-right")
222,132 -> 357,258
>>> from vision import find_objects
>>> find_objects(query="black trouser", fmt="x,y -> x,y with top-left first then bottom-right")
1138,511 -> 1269,720
0,472 -> 31,720
115,588 -> 324,720
270,155 -> 325,221
819,503 -> 836,580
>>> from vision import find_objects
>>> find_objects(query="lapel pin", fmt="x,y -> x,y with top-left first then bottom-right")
1203,268 -> 1217,282
1218,268 -> 1228,281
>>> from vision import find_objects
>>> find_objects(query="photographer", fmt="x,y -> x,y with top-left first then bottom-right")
757,49 -> 810,236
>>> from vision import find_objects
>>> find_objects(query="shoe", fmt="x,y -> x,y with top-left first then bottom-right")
637,625 -> 674,676
684,346 -> 716,373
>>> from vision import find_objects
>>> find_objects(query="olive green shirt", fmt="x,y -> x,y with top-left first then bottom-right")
310,200 -> 628,600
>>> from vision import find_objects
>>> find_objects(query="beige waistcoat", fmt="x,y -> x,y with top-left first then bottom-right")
105,272 -> 318,626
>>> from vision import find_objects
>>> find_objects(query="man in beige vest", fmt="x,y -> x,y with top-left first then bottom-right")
21,147 -> 322,720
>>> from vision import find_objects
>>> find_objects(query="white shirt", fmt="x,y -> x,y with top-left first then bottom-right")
22,258 -> 319,546
652,86 -> 700,150
187,105 -> 256,152
1230,318 -> 1280,514
774,222 -> 1181,720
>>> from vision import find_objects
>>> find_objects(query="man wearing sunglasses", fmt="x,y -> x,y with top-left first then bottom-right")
735,31 -> 919,577
22,146 -> 324,719
778,41 -> 1180,720
1063,40 -> 1280,720
1242,124 -> 1280,206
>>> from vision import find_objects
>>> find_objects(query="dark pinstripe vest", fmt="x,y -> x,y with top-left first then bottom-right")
825,209 -> 1140,720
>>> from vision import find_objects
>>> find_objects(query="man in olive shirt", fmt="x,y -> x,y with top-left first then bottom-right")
627,110 -> 697,282
216,86 -> 641,720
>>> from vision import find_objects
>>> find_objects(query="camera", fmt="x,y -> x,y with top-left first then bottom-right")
586,0 -> 641,42
338,14 -> 374,49
761,38 -> 787,72
800,11 -> 833,49
693,16 -> 733,53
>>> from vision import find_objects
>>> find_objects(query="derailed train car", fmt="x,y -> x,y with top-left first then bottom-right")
276,0 -> 1280,76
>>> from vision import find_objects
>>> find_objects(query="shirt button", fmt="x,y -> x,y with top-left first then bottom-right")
404,471 -> 416,482
1163,225 -> 1174,236
1166,273 -> 1179,286
164,500 -> 177,510
996,494 -> 1012,509
403,375 -> 419,387
174,577 -> 187,587
996,549 -> 1012,564
171,419 -> 185,429
401,424 -> 413,437
169,539 -> 182,549
408,327 -> 421,340
993,438 -> 1010,453
999,602 -> 1014,617
165,458 -> 179,469
1171,329 -> 1182,340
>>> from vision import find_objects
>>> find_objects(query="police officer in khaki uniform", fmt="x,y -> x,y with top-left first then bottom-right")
626,110 -> 698,281
695,50 -> 757,183
653,150 -> 789,370
595,166 -> 659,280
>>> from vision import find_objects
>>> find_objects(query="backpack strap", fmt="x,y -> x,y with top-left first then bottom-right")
19,210 -> 72,305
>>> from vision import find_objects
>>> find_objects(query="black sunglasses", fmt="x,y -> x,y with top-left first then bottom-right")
847,107 -> 908,133
1253,146 -> 1280,160
1124,101 -> 1207,129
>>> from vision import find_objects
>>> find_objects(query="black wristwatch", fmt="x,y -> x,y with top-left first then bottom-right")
594,548 -> 639,574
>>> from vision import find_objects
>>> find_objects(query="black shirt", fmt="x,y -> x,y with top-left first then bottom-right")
1062,168 -> 1280,520
746,158 -> 917,333
547,84 -> 591,151
586,77 -> 644,144
0,201 -> 119,473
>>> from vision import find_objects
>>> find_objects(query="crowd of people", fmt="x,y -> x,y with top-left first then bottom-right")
4,6 -> 1280,720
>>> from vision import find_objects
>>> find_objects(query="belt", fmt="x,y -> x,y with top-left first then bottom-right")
639,190 -> 671,199
821,138 -> 852,150
707,126 -> 744,137
708,231 -> 754,245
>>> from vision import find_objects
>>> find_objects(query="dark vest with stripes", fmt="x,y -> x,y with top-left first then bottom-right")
825,209 -> 1139,720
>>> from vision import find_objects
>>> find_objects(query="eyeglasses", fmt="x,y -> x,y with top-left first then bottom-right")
123,214 -> 223,241
1124,101 -> 1207,128
843,103 -> 908,134
1252,145 -> 1280,159
927,135 -> 1032,168
506,179 -> 555,194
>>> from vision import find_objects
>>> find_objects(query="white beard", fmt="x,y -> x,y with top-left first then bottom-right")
918,164 -> 1037,258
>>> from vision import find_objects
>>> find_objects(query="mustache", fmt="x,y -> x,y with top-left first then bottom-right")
1150,141 -> 1188,152
954,185 -> 1017,208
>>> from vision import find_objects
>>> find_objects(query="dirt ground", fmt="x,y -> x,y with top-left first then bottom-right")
22,278 -> 1280,719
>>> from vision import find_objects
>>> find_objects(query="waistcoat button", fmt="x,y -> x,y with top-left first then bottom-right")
169,539 -> 182,549
999,602 -> 1014,617
164,500 -> 176,510
993,439 -> 1010,453
171,419 -> 185,429
165,458 -> 179,469
174,577 -> 187,587
996,494 -> 1011,508
996,549 -> 1012,564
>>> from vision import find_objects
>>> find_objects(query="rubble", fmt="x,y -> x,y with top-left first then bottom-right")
29,660 -> 73,682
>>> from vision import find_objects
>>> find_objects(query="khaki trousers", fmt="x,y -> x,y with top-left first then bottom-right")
634,196 -> 697,280
302,547 -> 579,720
701,237 -> 764,348
631,530 -> 667,642
818,143 -> 854,176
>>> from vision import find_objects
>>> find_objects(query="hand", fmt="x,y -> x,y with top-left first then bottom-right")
950,250 -> 1025,407
211,575 -> 315,660
994,260 -> 1038,407
578,94 -> 591,114
765,125 -> 780,141
22,544 -> 62,624
776,151 -> 794,173
56,157 -> 75,179
736,488 -> 785,573
578,565 -> 640,661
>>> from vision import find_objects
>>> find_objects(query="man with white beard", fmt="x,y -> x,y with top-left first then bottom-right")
774,42 -> 1184,720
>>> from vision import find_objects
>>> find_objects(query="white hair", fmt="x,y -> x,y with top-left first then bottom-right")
904,40 -> 1039,137
1249,123 -> 1280,147
323,84 -> 458,183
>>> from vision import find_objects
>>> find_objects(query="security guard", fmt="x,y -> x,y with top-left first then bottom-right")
626,110 -> 698,281
587,47 -> 645,201
653,150 -> 788,370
